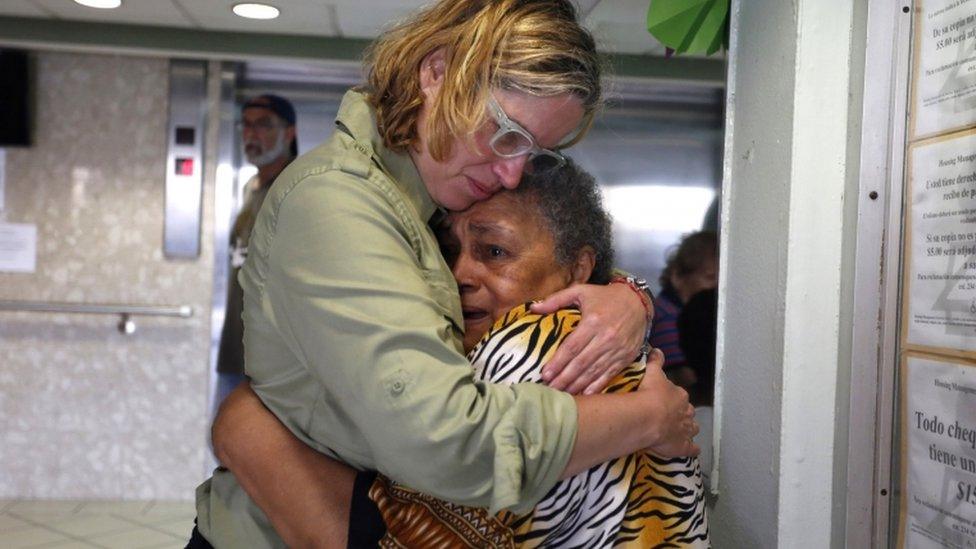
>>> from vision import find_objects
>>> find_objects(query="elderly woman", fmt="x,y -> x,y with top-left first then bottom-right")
649,231 -> 719,392
212,161 -> 709,547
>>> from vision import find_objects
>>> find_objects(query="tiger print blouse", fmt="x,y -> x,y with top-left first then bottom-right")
368,304 -> 710,548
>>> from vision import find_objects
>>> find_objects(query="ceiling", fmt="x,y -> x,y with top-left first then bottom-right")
0,0 -> 674,56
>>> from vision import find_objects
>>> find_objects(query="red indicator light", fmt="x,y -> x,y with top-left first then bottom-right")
175,157 -> 194,176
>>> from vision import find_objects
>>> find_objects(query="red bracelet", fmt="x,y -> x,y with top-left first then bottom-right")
609,276 -> 652,320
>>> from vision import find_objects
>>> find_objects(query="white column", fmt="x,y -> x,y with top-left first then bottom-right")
712,0 -> 862,546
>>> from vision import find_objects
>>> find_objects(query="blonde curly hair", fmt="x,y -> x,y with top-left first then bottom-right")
362,0 -> 603,161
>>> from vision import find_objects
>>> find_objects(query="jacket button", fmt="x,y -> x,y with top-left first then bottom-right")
391,380 -> 405,394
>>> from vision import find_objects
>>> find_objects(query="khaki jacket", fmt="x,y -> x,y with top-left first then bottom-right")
195,91 -> 577,548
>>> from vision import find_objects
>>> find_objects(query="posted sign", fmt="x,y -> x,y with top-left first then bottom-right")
901,355 -> 976,548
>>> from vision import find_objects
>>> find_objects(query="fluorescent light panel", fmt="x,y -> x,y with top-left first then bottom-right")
232,3 -> 281,20
73,0 -> 121,8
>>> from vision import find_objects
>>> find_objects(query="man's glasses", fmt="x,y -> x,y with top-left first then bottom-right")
485,95 -> 566,174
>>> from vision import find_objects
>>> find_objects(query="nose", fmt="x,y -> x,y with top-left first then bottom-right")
492,155 -> 528,190
242,126 -> 258,141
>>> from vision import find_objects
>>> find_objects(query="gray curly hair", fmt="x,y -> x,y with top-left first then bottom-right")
513,159 -> 615,284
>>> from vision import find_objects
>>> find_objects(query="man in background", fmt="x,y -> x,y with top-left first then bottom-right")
214,94 -> 298,411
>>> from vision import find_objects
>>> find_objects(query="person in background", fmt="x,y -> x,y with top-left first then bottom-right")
649,230 -> 719,389
214,95 -> 298,411
678,287 -> 718,407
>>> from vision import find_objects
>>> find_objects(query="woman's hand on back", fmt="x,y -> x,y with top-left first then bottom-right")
531,281 -> 651,395
638,349 -> 699,458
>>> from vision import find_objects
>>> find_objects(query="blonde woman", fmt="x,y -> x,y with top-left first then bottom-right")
191,1 -> 698,547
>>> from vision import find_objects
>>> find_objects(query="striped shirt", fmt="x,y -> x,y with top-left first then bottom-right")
649,286 -> 685,368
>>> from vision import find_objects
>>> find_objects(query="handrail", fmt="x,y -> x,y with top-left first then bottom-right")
0,300 -> 193,318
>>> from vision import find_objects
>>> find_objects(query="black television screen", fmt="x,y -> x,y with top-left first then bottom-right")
0,49 -> 30,147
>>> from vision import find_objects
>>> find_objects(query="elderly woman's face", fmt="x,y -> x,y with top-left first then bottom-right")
439,192 -> 575,352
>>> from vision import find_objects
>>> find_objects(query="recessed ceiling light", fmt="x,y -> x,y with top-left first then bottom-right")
73,0 -> 122,8
232,3 -> 280,20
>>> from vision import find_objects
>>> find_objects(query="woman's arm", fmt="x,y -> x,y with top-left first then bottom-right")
214,350 -> 696,546
562,349 -> 698,477
532,281 -> 652,395
212,384 -> 355,549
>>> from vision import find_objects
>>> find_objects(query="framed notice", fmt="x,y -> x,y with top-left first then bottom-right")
904,130 -> 976,355
899,354 -> 976,548
0,222 -> 36,273
909,0 -> 976,141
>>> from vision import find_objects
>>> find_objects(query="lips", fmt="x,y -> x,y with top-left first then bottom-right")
467,177 -> 494,201
462,306 -> 490,323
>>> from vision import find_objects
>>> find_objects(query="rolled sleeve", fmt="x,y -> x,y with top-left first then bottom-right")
250,170 -> 578,512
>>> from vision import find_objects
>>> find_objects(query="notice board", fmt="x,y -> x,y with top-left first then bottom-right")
901,0 -> 976,547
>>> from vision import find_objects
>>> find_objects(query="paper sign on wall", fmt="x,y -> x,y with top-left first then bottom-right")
905,131 -> 976,352
911,0 -> 976,140
901,355 -> 976,548
0,222 -> 36,273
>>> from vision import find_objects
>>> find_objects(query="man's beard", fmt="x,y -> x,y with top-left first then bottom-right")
245,131 -> 287,167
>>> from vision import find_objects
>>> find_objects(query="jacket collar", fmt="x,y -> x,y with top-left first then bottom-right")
335,90 -> 439,223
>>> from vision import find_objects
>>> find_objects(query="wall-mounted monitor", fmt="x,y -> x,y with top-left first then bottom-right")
0,49 -> 31,147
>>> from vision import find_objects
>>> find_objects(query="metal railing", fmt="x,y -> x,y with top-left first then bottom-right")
0,300 -> 194,334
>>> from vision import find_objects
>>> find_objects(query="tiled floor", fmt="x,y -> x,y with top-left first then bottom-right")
0,500 -> 195,549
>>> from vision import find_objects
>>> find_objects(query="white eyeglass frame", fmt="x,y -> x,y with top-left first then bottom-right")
485,94 -> 566,172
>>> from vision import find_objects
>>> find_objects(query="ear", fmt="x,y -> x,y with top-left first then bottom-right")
569,246 -> 596,285
284,125 -> 297,145
419,48 -> 447,98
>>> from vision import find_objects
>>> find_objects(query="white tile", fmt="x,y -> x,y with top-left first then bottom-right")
42,514 -> 137,538
32,540 -> 101,549
0,513 -> 36,532
73,501 -> 150,517
148,516 -> 196,538
139,501 -> 197,522
6,501 -> 83,520
0,0 -> 49,18
32,0 -> 190,27
182,0 -> 339,36
2,527 -> 72,549
89,527 -> 184,549
141,541 -> 187,549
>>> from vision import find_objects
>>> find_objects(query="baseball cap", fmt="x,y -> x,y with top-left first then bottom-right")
242,94 -> 296,126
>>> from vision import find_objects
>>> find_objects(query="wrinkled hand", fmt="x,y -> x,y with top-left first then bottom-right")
532,282 -> 651,395
639,349 -> 699,458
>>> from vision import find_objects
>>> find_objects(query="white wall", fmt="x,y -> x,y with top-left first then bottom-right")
0,52 -> 215,500
711,0 -> 862,546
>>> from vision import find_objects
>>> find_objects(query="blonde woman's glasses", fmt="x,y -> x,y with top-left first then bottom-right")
485,95 -> 566,174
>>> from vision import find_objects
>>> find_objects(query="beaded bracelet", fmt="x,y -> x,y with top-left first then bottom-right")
609,275 -> 653,321
610,275 -> 655,362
